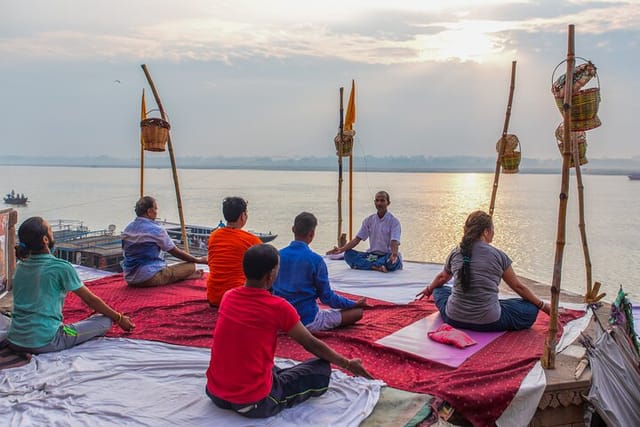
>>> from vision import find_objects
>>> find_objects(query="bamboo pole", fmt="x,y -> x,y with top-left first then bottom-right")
573,134 -> 594,298
349,153 -> 353,240
140,89 -> 145,198
489,61 -> 517,217
337,87 -> 345,246
140,145 -> 145,198
140,64 -> 190,254
542,25 -> 575,369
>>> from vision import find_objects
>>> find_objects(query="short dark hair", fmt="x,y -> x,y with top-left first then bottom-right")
222,197 -> 247,222
243,244 -> 279,280
135,196 -> 156,217
16,216 -> 48,260
293,212 -> 317,237
376,191 -> 390,203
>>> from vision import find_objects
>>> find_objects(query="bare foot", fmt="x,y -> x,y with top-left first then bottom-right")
187,269 -> 204,280
371,265 -> 388,273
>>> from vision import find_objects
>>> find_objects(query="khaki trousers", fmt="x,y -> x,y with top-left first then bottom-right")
128,262 -> 197,287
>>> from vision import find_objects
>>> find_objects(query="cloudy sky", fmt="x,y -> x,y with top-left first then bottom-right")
1,0 -> 638,160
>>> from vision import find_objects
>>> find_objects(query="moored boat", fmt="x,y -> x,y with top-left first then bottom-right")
156,220 -> 277,256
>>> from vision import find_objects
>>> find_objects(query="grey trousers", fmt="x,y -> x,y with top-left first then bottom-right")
10,314 -> 112,354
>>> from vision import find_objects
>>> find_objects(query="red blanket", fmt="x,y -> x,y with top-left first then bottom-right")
63,274 -> 583,427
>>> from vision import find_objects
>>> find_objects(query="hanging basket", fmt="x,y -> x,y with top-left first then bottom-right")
497,134 -> 521,174
140,118 -> 171,152
334,129 -> 355,157
554,88 -> 601,131
551,58 -> 601,132
496,134 -> 519,153
555,124 -> 588,167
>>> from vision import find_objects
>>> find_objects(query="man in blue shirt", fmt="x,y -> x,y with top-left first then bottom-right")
122,196 -> 208,287
274,212 -> 368,332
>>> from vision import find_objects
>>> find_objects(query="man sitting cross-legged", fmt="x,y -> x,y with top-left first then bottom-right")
206,196 -> 262,306
122,196 -> 207,287
205,244 -> 372,419
274,212 -> 368,332
326,190 -> 402,273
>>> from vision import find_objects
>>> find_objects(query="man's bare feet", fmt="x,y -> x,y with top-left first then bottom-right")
371,265 -> 388,273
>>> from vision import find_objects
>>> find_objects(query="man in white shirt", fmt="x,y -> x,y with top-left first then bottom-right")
327,191 -> 402,272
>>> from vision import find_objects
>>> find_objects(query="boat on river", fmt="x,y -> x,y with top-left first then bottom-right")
3,191 -> 28,205
156,220 -> 277,256
628,173 -> 640,180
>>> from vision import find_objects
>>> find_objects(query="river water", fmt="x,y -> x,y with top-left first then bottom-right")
2,165 -> 639,301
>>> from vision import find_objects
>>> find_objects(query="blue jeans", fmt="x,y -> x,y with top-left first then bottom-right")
344,250 -> 402,271
432,286 -> 538,331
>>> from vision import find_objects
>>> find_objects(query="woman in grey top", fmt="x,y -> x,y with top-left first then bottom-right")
416,211 -> 550,331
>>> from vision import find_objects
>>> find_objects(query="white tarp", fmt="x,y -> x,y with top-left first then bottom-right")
1,338 -> 384,427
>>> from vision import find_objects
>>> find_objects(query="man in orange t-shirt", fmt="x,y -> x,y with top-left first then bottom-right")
207,197 -> 261,306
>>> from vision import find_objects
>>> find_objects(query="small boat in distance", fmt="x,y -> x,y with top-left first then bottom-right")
3,190 -> 28,205
628,173 -> 640,180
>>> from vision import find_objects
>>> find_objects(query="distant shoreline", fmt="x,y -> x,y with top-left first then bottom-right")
1,155 -> 639,176
0,162 -> 636,176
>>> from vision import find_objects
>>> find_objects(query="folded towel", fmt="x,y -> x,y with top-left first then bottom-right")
428,324 -> 477,349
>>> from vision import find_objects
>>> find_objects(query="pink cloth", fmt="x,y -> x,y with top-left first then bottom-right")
428,324 -> 477,349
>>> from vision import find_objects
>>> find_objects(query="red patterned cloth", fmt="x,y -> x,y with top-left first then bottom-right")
63,274 -> 584,427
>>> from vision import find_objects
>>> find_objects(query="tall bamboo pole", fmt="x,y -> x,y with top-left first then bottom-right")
489,61 -> 517,217
542,25 -> 575,369
573,134 -> 594,297
140,89 -> 145,198
349,153 -> 353,240
140,146 -> 145,198
140,64 -> 190,254
337,87 -> 345,246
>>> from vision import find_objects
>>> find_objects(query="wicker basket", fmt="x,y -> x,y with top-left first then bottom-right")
554,88 -> 601,132
497,134 -> 521,174
555,124 -> 588,167
496,134 -> 519,153
501,151 -> 521,174
334,130 -> 355,157
140,118 -> 171,152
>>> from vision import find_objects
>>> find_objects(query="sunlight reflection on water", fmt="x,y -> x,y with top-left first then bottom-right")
2,166 -> 639,301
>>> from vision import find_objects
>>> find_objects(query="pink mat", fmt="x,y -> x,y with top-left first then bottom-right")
375,312 -> 505,368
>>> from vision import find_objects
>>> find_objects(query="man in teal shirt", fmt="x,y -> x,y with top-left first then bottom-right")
7,216 -> 134,353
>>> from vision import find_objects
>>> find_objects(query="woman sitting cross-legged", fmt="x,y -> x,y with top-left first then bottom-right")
416,210 -> 550,332
6,216 -> 134,354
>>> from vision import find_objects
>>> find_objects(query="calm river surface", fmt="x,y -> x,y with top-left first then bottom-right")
2,165 -> 639,301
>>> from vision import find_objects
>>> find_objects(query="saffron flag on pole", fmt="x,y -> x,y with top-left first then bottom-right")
345,80 -> 356,131
140,89 -> 147,146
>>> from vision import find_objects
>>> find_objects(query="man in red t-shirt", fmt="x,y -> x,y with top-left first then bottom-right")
206,244 -> 372,418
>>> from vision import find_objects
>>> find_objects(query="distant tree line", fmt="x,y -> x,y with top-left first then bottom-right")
1,154 -> 639,175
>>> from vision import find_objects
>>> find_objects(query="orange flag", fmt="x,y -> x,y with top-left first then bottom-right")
344,80 -> 356,131
140,89 -> 147,146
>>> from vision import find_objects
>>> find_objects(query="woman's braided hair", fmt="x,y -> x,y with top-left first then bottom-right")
458,211 -> 493,291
